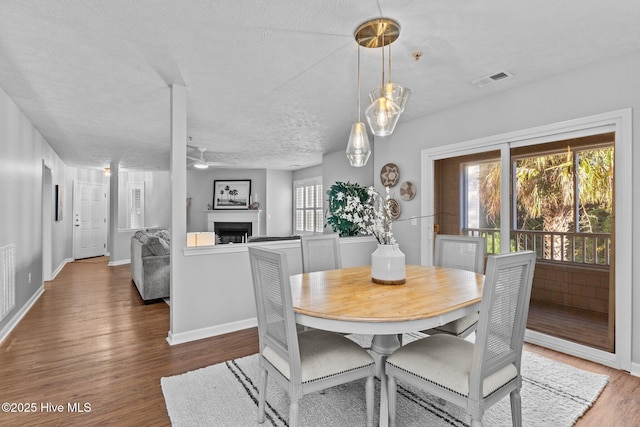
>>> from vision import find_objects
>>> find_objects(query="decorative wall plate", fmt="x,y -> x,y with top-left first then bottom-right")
380,163 -> 399,187
399,181 -> 416,201
388,198 -> 401,220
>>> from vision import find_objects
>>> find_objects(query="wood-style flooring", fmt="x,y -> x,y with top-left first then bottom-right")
0,257 -> 638,426
528,300 -> 610,351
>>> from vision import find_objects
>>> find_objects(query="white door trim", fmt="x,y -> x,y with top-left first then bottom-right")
421,108 -> 632,371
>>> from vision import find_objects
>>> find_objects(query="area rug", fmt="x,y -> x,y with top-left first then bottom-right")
161,335 -> 608,427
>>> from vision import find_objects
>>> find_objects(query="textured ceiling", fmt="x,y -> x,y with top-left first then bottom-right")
1,0 -> 639,170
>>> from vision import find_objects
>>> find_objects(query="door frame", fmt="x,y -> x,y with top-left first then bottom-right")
421,108 -> 632,371
41,161 -> 53,281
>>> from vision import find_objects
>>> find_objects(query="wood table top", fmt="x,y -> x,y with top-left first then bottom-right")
290,264 -> 484,323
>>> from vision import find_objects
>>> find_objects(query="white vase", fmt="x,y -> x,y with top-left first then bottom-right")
371,243 -> 406,285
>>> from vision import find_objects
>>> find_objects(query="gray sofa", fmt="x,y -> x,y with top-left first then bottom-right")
130,229 -> 170,302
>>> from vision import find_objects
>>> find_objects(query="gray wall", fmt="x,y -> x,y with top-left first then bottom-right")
321,148 -> 374,233
265,169 -> 293,236
117,170 -> 171,230
0,85 -> 68,336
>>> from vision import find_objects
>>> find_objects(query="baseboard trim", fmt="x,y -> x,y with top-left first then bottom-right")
51,258 -> 73,280
525,329 -> 618,369
0,285 -> 45,344
108,258 -> 130,266
630,362 -> 640,378
166,317 -> 257,346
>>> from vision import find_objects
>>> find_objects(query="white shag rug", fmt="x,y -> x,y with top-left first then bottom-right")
161,334 -> 608,426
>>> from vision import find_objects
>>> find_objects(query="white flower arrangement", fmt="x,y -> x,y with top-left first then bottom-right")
332,186 -> 396,245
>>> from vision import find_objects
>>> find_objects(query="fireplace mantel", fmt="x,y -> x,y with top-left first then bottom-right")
206,210 -> 261,237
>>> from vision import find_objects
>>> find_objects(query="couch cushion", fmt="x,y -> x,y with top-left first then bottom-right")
154,230 -> 171,243
141,236 -> 170,257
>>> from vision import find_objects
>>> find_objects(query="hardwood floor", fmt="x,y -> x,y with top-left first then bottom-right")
527,300 -> 610,351
0,257 -> 638,426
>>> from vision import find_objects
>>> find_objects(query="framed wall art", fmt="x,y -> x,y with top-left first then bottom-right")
55,184 -> 63,221
213,180 -> 251,209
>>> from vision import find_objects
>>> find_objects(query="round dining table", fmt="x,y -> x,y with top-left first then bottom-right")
289,264 -> 485,426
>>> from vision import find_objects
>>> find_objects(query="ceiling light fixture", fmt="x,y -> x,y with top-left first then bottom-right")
355,17 -> 409,137
193,162 -> 208,169
368,41 -> 411,114
345,44 -> 371,167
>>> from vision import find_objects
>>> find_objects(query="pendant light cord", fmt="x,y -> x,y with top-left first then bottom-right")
380,24 -> 385,90
357,45 -> 362,121
388,42 -> 392,83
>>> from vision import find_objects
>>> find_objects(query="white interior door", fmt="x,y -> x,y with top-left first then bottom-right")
73,181 -> 107,260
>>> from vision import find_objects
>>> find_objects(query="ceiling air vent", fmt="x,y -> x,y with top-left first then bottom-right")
470,70 -> 514,88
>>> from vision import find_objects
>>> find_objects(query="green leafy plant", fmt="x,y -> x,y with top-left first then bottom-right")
326,182 -> 396,244
326,181 -> 369,237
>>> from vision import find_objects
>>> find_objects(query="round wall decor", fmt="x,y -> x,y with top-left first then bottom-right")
399,181 -> 416,201
388,198 -> 401,220
380,163 -> 399,187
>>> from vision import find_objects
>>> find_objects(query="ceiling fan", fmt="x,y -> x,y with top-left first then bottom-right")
186,146 -> 231,169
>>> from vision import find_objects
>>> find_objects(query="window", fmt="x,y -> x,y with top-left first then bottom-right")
462,159 -> 501,253
294,177 -> 323,234
512,144 -> 613,265
127,182 -> 144,229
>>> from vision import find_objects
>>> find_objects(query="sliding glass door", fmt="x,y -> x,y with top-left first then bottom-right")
420,110 -> 632,370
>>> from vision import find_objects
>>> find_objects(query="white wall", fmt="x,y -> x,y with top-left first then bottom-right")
0,84 -> 68,338
265,169 -> 293,236
168,236 -> 377,344
374,50 -> 640,366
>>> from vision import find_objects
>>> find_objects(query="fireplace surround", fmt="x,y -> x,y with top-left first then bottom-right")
206,210 -> 261,243
214,222 -> 252,244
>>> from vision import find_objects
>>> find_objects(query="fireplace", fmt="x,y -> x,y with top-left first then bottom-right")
214,222 -> 252,244
206,210 -> 261,241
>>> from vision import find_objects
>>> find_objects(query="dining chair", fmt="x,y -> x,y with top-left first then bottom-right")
248,246 -> 376,427
386,251 -> 536,427
300,234 -> 342,273
423,234 -> 486,338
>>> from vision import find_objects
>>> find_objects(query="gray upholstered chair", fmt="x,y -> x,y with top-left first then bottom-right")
248,247 -> 375,427
300,234 -> 342,273
386,251 -> 536,427
423,234 -> 486,338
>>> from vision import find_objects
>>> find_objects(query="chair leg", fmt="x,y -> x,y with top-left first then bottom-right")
365,375 -> 374,427
289,398 -> 300,427
387,375 -> 397,427
510,389 -> 522,427
258,368 -> 267,423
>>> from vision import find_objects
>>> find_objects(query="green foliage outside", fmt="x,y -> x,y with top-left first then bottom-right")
476,145 -> 613,261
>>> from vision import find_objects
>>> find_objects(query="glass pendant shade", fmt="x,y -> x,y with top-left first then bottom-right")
369,82 -> 411,112
346,122 -> 371,167
365,96 -> 401,136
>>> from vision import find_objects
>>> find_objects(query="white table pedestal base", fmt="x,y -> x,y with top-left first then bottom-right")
370,334 -> 401,427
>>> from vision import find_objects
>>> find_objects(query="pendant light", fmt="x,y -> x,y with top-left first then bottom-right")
368,42 -> 411,113
354,18 -> 407,137
346,45 -> 371,167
